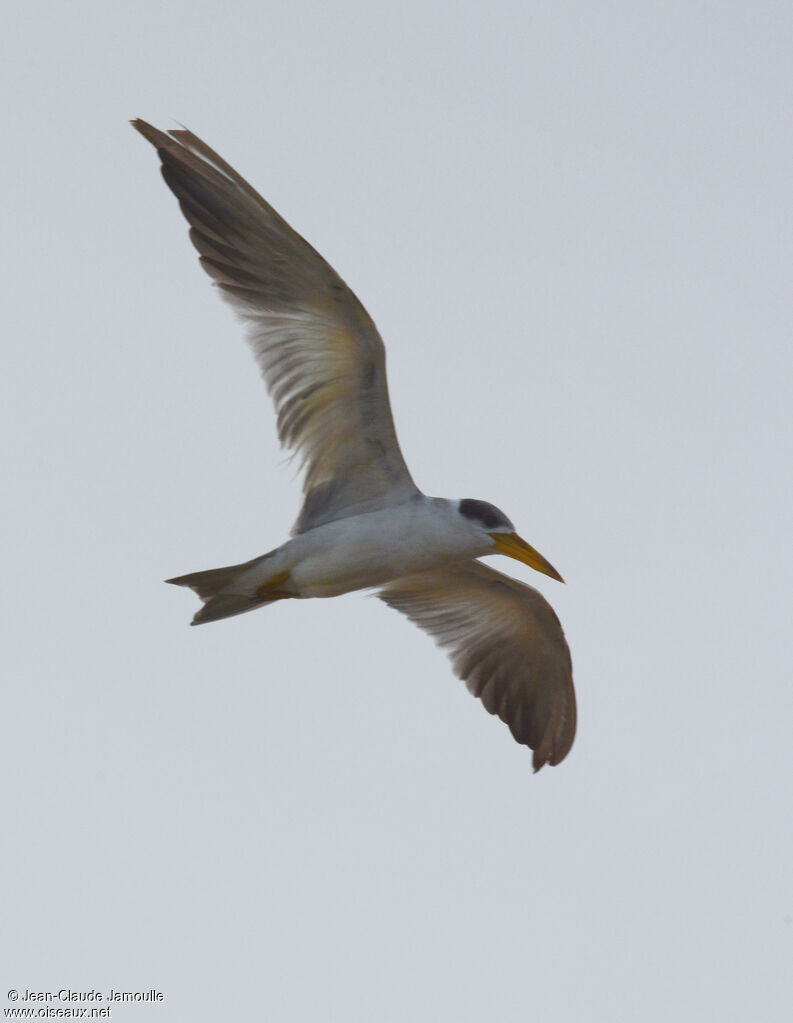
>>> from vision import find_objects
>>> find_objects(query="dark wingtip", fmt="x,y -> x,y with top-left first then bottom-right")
131,118 -> 175,152
130,117 -> 154,139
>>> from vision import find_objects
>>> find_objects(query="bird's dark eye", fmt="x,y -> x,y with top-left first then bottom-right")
458,499 -> 512,530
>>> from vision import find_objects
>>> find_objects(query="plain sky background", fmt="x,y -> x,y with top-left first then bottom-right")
3,2 -> 791,1020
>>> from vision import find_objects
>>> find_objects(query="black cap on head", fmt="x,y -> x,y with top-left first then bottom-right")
458,499 -> 513,531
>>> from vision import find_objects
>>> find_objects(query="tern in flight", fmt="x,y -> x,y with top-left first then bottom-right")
133,120 -> 576,770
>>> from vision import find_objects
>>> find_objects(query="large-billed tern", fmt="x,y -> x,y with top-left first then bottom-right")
134,120 -> 576,770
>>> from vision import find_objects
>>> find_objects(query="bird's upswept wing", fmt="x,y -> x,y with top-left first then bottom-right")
132,120 -> 419,533
379,562 -> 576,770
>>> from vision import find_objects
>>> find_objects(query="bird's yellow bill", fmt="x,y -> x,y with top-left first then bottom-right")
488,532 -> 564,583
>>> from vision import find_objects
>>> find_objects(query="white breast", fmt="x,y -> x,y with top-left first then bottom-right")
285,497 -> 489,598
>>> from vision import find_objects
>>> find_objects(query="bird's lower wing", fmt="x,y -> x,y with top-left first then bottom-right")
379,561 -> 576,770
132,120 -> 418,532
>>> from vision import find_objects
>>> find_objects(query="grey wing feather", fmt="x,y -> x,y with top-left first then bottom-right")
379,562 -> 576,771
132,120 -> 419,532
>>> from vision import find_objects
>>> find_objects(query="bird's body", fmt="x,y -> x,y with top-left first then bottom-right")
181,497 -> 509,605
134,119 -> 577,769
283,497 -> 492,598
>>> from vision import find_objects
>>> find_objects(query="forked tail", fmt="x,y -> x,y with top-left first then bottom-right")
166,554 -> 292,626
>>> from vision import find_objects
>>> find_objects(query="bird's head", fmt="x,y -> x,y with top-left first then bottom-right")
457,498 -> 564,583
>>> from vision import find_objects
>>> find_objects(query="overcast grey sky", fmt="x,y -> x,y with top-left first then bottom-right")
3,2 -> 792,1020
